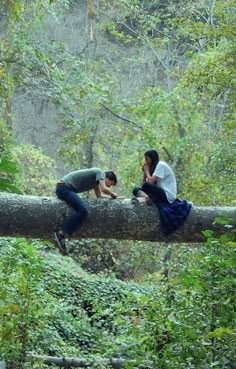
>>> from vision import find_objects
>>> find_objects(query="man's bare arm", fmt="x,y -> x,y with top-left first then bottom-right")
94,187 -> 115,199
97,180 -> 118,199
94,186 -> 102,198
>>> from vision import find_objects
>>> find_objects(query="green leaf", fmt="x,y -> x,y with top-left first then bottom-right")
0,157 -> 19,174
227,241 -> 236,248
214,215 -> 233,225
202,230 -> 214,239
0,178 -> 22,194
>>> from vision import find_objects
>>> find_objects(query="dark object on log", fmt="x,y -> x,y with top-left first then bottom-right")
0,193 -> 235,243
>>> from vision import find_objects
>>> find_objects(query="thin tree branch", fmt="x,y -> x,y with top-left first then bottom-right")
159,142 -> 174,162
100,103 -> 143,129
78,41 -> 91,56
208,0 -> 216,25
195,9 -> 209,23
101,104 -> 174,161
116,20 -> 168,71
0,59 -> 16,63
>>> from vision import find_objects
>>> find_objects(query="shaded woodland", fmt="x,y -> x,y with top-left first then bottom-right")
0,1 -> 235,368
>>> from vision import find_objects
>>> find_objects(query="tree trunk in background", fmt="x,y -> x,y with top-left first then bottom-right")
162,245 -> 172,280
0,193 -> 235,243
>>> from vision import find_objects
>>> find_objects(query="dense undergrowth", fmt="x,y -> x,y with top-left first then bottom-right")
0,221 -> 235,369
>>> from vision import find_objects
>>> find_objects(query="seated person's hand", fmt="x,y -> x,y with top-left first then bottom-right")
142,163 -> 150,172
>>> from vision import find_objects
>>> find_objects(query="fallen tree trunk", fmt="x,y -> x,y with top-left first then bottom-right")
27,355 -> 127,368
0,193 -> 235,242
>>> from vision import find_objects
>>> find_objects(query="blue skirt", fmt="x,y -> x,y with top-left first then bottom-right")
157,199 -> 192,235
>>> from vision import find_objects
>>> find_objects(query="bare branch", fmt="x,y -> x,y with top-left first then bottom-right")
0,59 -> 17,64
159,142 -> 174,162
100,102 -> 143,129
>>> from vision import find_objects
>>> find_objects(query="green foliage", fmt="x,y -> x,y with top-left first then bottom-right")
0,119 -> 22,193
71,238 -> 171,281
95,0 -> 235,205
0,129 -> 22,195
15,249 -> 154,359
0,1 -> 235,366
111,219 -> 236,369
0,120 -> 12,156
1,0 -> 235,206
11,144 -> 57,196
0,217 -> 235,368
0,156 -> 18,175
0,158 -> 21,194
0,0 -> 78,132
0,238 -> 44,368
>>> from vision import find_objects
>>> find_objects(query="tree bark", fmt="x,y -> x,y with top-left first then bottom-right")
27,354 -> 127,368
0,193 -> 235,243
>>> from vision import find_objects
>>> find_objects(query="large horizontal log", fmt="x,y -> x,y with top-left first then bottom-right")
27,354 -> 127,368
0,193 -> 235,242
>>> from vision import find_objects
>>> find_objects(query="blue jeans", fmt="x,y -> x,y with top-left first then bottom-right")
56,185 -> 88,235
133,182 -> 168,204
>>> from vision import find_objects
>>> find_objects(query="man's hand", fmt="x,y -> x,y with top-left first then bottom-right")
110,192 -> 118,199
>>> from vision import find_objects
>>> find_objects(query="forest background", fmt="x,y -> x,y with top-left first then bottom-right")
0,0 -> 235,368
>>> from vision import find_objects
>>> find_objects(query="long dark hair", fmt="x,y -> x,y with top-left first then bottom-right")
144,149 -> 159,175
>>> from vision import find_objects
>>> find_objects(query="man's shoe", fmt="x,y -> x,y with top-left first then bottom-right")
54,231 -> 68,255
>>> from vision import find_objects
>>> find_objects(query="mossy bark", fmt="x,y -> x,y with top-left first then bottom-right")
0,193 -> 235,242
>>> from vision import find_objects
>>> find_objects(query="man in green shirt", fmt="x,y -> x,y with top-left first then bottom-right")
54,168 -> 118,255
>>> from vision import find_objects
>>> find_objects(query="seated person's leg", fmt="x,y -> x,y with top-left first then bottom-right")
133,186 -> 148,199
142,182 -> 168,203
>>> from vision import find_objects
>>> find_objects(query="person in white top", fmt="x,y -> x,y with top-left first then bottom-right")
132,149 -> 177,204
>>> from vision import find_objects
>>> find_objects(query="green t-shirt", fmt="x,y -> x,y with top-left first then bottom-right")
61,168 -> 105,193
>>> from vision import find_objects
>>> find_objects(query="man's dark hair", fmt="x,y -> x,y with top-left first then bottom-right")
144,149 -> 159,175
105,170 -> 117,185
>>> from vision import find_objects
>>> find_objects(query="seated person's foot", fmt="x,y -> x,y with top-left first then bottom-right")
54,231 -> 68,255
131,197 -> 147,204
131,197 -> 140,204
